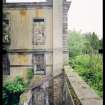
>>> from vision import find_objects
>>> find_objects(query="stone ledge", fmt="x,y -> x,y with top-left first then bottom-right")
64,65 -> 103,105
19,90 -> 32,105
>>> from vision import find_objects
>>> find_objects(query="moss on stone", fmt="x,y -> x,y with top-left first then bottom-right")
20,92 -> 28,104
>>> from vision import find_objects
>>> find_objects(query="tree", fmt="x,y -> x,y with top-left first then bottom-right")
82,41 -> 93,54
84,32 -> 100,53
68,30 -> 85,57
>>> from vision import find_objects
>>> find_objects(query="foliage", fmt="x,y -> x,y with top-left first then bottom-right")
68,31 -> 102,57
27,68 -> 33,80
68,30 -> 103,97
84,32 -> 101,51
68,30 -> 86,57
4,77 -> 25,94
82,41 -> 93,54
3,76 -> 25,105
70,54 -> 103,97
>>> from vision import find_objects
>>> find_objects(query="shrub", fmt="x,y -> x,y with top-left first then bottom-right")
3,76 -> 25,105
69,54 -> 103,97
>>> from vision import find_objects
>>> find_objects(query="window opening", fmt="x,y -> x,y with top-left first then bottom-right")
33,54 -> 45,75
3,52 -> 10,75
33,18 -> 45,45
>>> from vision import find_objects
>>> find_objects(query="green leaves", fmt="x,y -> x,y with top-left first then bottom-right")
4,76 -> 25,94
68,31 -> 83,57
5,82 -> 25,94
27,68 -> 33,80
69,54 -> 103,97
68,31 -> 103,57
68,30 -> 103,97
3,77 -> 26,105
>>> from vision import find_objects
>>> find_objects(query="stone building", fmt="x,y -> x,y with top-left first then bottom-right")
3,0 -> 71,105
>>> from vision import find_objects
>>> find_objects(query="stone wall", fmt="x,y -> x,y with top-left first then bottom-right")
3,6 -> 53,81
3,1 -> 71,105
52,0 -> 71,104
63,66 -> 103,105
52,0 -> 63,104
63,1 -> 71,64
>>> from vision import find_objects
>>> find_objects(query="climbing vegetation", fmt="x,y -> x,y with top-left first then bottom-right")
27,68 -> 33,80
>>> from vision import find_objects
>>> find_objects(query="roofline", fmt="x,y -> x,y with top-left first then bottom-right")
3,0 -> 53,8
3,2 -> 53,8
3,0 -> 71,9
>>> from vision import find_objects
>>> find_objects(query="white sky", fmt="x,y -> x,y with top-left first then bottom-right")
67,0 -> 103,39
6,0 -> 103,39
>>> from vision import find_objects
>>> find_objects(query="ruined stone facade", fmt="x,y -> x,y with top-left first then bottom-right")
3,0 -> 70,105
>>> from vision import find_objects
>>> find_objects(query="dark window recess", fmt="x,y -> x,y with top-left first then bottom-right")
33,54 -> 45,75
99,49 -> 103,54
33,19 -> 44,22
3,53 -> 10,75
3,19 -> 9,25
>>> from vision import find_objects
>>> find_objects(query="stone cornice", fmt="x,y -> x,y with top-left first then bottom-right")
7,49 -> 68,53
3,1 -> 53,8
3,0 -> 71,9
63,1 -> 71,12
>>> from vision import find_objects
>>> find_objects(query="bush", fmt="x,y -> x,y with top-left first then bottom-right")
3,76 -> 25,105
69,54 -> 103,97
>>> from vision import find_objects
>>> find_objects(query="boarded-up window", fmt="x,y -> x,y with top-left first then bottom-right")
32,54 -> 45,75
33,19 -> 45,45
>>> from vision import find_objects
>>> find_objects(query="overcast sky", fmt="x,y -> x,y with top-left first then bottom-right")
6,0 -> 103,39
67,0 -> 103,39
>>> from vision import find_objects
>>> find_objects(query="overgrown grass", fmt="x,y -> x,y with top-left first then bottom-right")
69,54 -> 103,97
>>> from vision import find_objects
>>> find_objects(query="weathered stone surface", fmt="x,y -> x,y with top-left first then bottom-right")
81,98 -> 103,105
19,90 -> 32,105
64,66 -> 103,105
3,0 -> 71,104
53,77 -> 63,105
